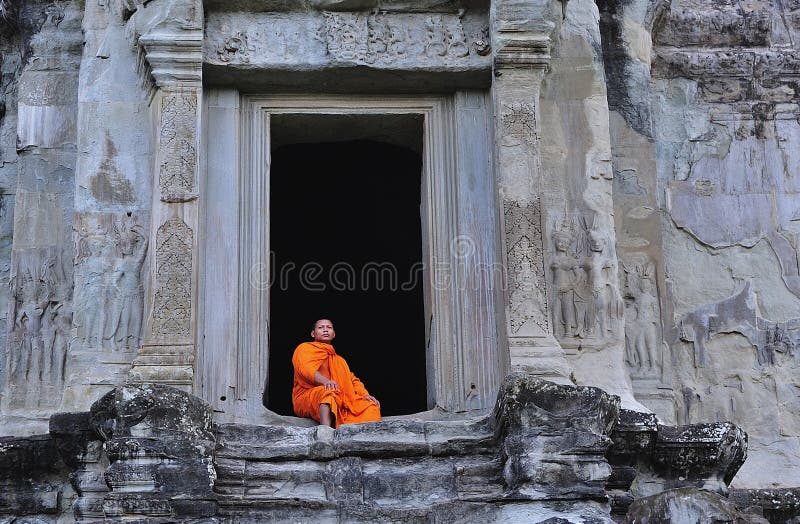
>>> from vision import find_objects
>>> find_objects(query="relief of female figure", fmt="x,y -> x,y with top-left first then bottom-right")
107,224 -> 148,350
551,228 -> 586,338
76,236 -> 113,347
588,228 -> 623,335
12,273 -> 49,384
634,275 -> 660,372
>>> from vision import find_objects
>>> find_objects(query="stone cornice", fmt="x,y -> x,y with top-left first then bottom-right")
140,29 -> 203,88
133,0 -> 204,88
493,34 -> 551,69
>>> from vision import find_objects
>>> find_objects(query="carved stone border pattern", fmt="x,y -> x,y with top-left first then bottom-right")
159,91 -> 198,202
504,198 -> 548,334
151,217 -> 193,339
501,102 -> 538,147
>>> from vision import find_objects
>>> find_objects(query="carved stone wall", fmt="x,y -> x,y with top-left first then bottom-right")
0,0 -> 83,432
602,0 -> 800,487
654,0 -> 800,489
535,0 -> 639,411
0,0 -> 798,497
60,0 -> 156,416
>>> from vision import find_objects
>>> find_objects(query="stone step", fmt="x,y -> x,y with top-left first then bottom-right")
214,416 -> 497,461
212,416 -> 504,516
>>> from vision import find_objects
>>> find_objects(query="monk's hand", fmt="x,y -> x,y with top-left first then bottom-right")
323,379 -> 340,391
365,395 -> 380,407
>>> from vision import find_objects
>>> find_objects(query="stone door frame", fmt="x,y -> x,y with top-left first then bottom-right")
199,92 -> 505,422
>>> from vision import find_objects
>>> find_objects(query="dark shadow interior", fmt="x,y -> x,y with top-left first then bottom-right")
266,116 -> 427,417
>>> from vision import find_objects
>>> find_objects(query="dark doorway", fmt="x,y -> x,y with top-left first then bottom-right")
267,136 -> 427,417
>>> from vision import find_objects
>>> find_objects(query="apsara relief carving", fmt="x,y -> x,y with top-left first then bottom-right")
74,213 -> 148,351
550,213 -> 623,346
150,217 -> 193,340
5,249 -> 71,409
587,219 -> 624,336
621,258 -> 662,376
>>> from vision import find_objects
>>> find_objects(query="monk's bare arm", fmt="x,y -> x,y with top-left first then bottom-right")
314,371 -> 339,391
351,373 -> 380,406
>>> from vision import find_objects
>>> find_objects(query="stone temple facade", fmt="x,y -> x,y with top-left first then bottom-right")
0,0 -> 799,522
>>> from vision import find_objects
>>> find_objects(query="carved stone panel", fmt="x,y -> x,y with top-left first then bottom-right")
158,91 -> 198,203
3,248 -> 72,409
504,199 -> 548,336
73,212 -> 148,352
549,212 -> 624,349
150,217 -> 193,342
500,102 -> 538,148
321,11 -> 472,64
203,11 -> 490,71
621,256 -> 663,379
217,32 -> 252,63
678,282 -> 799,369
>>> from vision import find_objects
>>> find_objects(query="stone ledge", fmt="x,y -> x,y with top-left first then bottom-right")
729,488 -> 800,523
215,415 -> 496,462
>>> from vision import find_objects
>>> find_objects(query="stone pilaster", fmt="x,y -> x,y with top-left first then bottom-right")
129,0 -> 203,390
491,0 -> 571,383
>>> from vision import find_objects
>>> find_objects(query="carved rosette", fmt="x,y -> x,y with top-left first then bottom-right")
158,91 -> 198,203
504,199 -> 548,335
150,217 -> 193,341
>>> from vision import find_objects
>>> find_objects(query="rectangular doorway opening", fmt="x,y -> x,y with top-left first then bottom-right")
266,113 -> 428,417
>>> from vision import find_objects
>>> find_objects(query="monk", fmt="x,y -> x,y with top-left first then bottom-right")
292,319 -> 381,428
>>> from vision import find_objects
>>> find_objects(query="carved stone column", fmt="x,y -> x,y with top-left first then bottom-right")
491,0 -> 572,382
128,1 -> 203,390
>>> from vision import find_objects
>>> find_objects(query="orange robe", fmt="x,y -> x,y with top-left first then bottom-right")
292,341 -> 381,428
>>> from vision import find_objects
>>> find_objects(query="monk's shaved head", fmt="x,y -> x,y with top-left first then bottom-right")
313,318 -> 334,330
311,319 -> 336,343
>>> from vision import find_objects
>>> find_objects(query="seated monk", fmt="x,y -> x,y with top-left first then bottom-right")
292,318 -> 381,428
